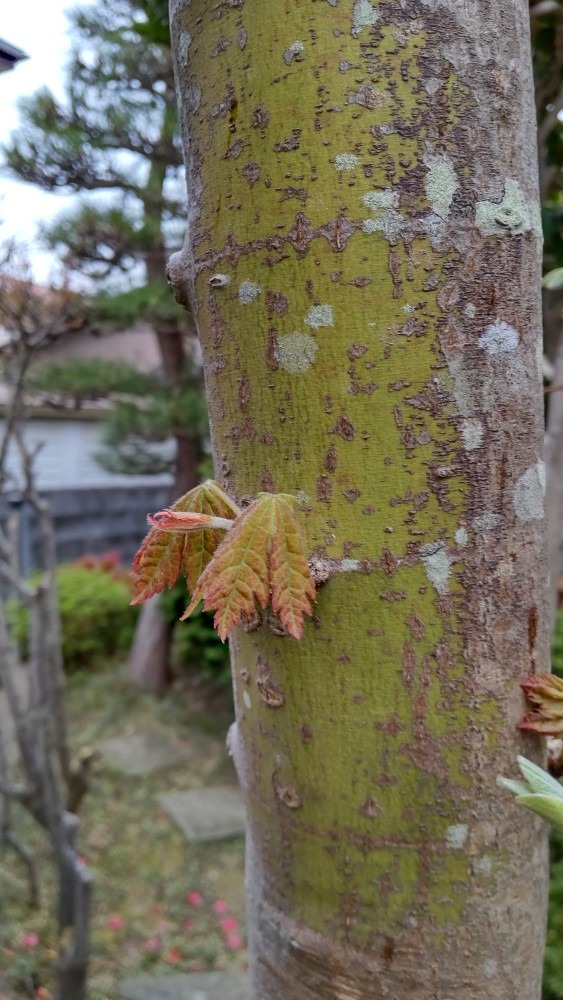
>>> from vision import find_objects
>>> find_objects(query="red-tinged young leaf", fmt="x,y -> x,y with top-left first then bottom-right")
148,509 -> 235,533
181,493 -> 315,641
131,480 -> 240,604
181,481 -> 240,594
131,527 -> 185,605
183,495 -> 272,637
520,674 -> 563,735
269,495 -> 316,639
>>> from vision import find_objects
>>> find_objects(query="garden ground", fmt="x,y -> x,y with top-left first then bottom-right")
0,666 -> 246,1000
4,632 -> 563,998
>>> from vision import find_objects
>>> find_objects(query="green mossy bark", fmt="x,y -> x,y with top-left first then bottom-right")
170,1 -> 548,995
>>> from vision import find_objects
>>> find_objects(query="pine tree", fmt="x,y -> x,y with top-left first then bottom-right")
2,0 -> 203,687
2,0 -> 199,492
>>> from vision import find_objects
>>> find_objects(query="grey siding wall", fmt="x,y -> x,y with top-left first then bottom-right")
0,485 -> 169,572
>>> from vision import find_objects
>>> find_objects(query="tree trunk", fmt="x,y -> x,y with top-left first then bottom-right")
128,594 -> 173,692
128,244 -> 200,690
174,431 -> 203,497
127,423 -> 201,690
170,2 -> 549,996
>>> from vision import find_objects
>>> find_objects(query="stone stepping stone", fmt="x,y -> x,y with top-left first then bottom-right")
98,728 -> 192,776
159,786 -> 245,842
119,971 -> 248,999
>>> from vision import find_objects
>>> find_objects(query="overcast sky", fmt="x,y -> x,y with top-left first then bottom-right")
1,1 -> 87,280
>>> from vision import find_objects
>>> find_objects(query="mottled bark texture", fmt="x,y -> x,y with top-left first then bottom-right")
169,2 -> 548,997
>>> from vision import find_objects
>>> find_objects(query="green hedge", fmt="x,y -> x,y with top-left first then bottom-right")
158,580 -> 230,686
8,563 -> 138,672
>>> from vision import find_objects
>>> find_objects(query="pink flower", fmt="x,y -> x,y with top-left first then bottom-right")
107,916 -> 123,930
212,899 -> 228,915
22,932 -> 39,949
143,937 -> 161,954
220,917 -> 239,934
226,933 -> 243,950
186,891 -> 203,906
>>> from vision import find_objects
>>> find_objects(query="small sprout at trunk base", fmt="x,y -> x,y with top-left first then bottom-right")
498,755 -> 563,833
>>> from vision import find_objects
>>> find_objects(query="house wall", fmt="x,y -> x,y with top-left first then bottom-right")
0,483 -> 171,571
39,322 -> 164,372
0,416 -> 174,491
0,413 -> 175,571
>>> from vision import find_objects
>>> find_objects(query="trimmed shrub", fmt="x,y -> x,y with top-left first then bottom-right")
9,562 -> 138,672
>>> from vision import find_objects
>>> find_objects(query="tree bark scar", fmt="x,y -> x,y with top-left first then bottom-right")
528,606 -> 539,673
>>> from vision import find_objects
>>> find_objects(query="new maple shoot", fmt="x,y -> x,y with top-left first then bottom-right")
183,492 -> 316,641
131,479 -> 240,603
131,482 -> 315,641
148,509 -> 236,533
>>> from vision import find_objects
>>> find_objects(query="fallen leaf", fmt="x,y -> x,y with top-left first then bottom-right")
186,890 -> 203,906
220,917 -> 239,933
143,937 -> 161,954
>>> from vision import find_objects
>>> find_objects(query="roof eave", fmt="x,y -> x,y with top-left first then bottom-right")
0,39 -> 29,73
